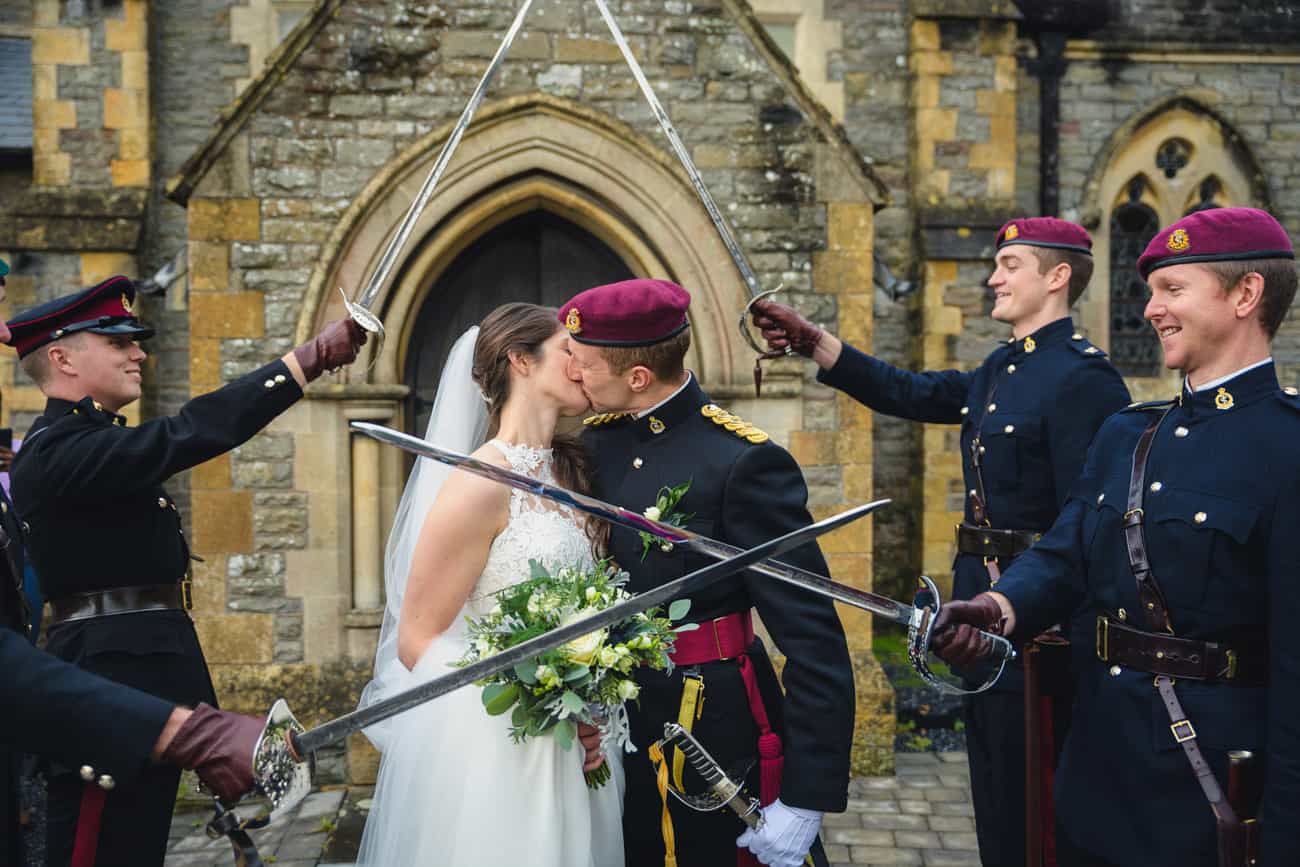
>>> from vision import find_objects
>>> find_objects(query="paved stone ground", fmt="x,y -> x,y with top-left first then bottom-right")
166,752 -> 979,867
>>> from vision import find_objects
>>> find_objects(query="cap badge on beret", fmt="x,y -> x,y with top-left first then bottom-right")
1005,225 -> 1019,241
1167,229 -> 1191,253
565,307 -> 582,335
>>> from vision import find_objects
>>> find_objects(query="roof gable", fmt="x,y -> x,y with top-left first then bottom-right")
168,0 -> 887,208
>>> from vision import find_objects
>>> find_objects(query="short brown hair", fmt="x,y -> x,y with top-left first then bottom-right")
1032,247 -> 1095,307
597,328 -> 691,382
19,332 -> 85,387
1203,258 -> 1299,339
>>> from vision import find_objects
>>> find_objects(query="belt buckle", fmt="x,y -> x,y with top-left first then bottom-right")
1095,615 -> 1110,661
1222,648 -> 1238,681
710,615 -> 732,661
180,579 -> 194,611
1170,719 -> 1197,743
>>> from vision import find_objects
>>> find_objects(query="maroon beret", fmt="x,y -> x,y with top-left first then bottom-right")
1137,207 -> 1294,279
6,275 -> 154,359
558,279 -> 691,346
996,217 -> 1092,255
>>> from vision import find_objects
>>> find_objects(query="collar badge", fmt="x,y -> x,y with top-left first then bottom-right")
1214,387 -> 1234,411
648,416 -> 666,435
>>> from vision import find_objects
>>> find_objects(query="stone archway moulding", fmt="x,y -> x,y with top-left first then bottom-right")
297,94 -> 751,390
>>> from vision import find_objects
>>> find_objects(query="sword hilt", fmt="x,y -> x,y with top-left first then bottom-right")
658,722 -> 763,829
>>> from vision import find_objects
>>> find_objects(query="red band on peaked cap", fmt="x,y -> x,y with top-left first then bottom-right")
6,275 -> 154,358
1138,207 -> 1295,279
558,279 -> 691,346
996,217 -> 1092,255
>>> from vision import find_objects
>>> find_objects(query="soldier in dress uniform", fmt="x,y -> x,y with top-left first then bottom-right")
3,275 -> 365,867
932,206 -> 1299,867
751,218 -> 1132,867
0,267 -> 267,865
559,279 -> 855,867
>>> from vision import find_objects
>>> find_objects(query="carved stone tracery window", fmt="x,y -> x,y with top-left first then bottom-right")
1081,103 -> 1263,395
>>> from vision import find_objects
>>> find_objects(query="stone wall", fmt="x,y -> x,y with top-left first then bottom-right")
828,0 -> 921,606
1055,54 -> 1300,385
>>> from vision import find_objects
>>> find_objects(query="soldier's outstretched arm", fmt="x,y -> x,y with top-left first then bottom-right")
753,298 -> 972,423
2,630 -> 263,802
19,319 -> 365,501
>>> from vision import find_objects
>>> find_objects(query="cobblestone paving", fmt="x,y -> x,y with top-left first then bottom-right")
166,753 -> 979,867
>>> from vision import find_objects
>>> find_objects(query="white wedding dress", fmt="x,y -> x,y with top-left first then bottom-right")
356,439 -> 626,866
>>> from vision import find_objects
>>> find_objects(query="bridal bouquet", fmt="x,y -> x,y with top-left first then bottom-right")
456,558 -> 692,788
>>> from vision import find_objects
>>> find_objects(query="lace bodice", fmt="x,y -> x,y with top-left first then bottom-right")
467,439 -> 595,609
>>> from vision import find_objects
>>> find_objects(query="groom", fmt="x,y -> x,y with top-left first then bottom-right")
561,279 -> 855,867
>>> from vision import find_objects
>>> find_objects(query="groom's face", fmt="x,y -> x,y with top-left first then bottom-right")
566,338 -> 634,413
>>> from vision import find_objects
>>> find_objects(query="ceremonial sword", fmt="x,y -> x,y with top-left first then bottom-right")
338,0 -> 539,346
589,0 -> 789,390
238,496 -> 886,828
350,420 -> 1015,694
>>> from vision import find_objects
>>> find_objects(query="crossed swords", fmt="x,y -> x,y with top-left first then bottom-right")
218,422 -> 1014,850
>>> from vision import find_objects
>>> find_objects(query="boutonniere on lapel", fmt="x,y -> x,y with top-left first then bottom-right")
639,479 -> 694,560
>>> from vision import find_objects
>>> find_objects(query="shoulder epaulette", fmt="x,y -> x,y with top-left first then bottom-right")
700,404 -> 769,444
1120,398 -> 1176,413
1067,333 -> 1107,359
582,412 -> 629,428
1277,386 -> 1300,412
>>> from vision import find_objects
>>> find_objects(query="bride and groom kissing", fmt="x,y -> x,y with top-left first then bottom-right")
355,279 -> 855,867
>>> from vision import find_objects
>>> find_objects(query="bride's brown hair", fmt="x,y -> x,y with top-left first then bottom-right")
471,303 -> 605,551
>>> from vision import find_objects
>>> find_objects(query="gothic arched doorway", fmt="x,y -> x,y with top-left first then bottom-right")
403,209 -> 635,434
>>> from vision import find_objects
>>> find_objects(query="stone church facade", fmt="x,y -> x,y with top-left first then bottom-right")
0,0 -> 1296,783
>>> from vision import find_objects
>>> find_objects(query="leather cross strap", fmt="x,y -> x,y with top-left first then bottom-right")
1123,409 -> 1240,832
1125,410 -> 1174,633
967,367 -> 1005,528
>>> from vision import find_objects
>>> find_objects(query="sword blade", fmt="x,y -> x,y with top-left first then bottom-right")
350,421 -> 913,625
352,0 -> 536,313
591,0 -> 763,299
290,499 -> 885,756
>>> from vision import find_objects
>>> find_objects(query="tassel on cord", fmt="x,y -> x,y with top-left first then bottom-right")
648,741 -> 679,867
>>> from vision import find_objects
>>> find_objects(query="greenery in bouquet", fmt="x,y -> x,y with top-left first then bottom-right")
456,558 -> 695,788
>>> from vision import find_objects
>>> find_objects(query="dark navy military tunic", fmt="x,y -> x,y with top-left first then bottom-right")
0,480 -> 172,864
996,362 -> 1300,867
818,316 -> 1131,689
10,358 -> 302,867
585,375 -> 854,867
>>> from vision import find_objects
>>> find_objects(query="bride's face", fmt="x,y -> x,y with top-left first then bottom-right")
528,329 -> 591,417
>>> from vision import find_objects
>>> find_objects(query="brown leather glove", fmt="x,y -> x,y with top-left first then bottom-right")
292,318 -> 367,382
929,593 -> 1007,670
161,703 -> 264,802
750,298 -> 824,358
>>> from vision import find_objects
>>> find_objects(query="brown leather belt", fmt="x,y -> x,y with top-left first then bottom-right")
1095,616 -> 1266,684
954,524 -> 1041,560
48,581 -> 193,627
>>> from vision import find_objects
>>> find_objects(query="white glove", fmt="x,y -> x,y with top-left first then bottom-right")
736,798 -> 823,867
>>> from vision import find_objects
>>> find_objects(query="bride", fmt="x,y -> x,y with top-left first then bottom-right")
356,303 -> 625,866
